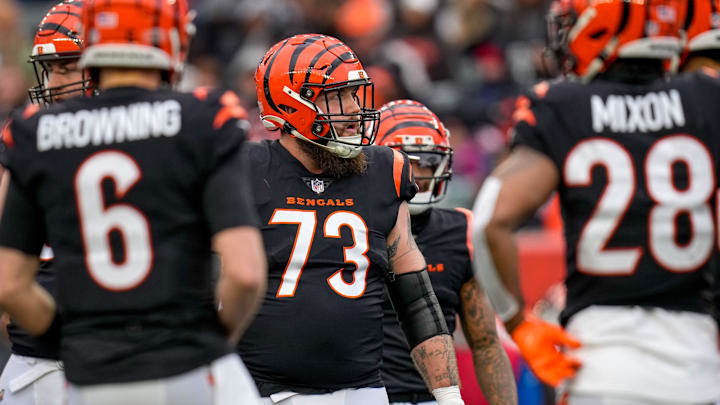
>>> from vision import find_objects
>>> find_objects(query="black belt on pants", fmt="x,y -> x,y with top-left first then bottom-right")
388,392 -> 435,403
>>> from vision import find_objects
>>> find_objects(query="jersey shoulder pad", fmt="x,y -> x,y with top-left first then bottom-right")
365,145 -> 417,202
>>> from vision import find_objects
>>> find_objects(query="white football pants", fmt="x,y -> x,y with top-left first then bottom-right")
67,354 -> 260,405
0,354 -> 65,405
261,387 -> 389,405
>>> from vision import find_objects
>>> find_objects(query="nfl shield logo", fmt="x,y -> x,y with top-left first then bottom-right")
311,178 -> 325,194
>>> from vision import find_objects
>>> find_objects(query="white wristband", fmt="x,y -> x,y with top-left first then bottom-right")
432,386 -> 465,405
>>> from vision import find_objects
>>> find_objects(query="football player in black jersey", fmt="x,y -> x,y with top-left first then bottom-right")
0,2 -> 88,404
472,0 -> 720,403
376,100 -> 517,405
239,34 -> 464,405
0,1 -> 266,404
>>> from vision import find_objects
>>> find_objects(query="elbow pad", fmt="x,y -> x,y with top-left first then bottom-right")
386,270 -> 449,349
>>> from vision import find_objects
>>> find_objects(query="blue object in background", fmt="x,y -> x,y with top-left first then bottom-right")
517,361 -> 544,405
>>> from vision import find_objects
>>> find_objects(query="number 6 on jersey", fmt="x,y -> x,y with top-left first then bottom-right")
75,151 -> 153,291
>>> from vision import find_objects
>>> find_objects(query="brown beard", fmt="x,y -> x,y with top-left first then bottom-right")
298,139 -> 368,178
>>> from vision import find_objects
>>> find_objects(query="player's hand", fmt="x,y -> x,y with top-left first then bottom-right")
510,314 -> 581,387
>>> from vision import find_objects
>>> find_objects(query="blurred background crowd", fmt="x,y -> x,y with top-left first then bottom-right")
1,1 -> 558,402
3,0 -> 552,210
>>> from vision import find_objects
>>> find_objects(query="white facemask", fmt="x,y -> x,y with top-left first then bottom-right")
408,191 -> 433,215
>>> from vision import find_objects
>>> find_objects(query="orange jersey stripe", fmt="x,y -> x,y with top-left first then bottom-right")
192,86 -> 209,101
1,121 -> 13,148
23,104 -> 39,119
391,149 -> 404,198
454,207 -> 474,260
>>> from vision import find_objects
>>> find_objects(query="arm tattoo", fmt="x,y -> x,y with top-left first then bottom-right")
411,335 -> 461,390
387,236 -> 400,271
460,280 -> 518,404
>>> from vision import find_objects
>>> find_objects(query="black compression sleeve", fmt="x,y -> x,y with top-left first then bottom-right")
386,270 -> 449,349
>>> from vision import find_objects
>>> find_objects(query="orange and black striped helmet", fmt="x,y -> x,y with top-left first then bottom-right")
28,0 -> 91,104
679,0 -> 720,61
546,0 -> 683,81
256,34 -> 380,159
375,100 -> 452,208
79,0 -> 193,85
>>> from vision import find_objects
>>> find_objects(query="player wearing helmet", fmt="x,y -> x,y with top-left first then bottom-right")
472,0 -> 720,403
678,0 -> 720,72
27,0 -> 91,105
0,2 -> 86,404
376,100 -> 517,405
238,34 -> 465,405
0,1 -> 266,404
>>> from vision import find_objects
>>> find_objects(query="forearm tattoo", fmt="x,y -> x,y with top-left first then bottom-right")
411,335 -> 461,390
461,280 -> 518,404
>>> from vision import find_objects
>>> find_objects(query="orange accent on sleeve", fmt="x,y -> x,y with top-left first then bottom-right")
454,207 -> 474,260
22,104 -> 39,119
1,120 -> 13,148
391,149 -> 405,198
213,91 -> 248,130
512,95 -> 536,126
193,86 -> 209,101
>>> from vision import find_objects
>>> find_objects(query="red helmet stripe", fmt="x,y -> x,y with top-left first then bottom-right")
378,121 -> 441,144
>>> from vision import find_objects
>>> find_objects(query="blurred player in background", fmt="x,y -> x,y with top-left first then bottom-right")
678,0 -> 720,72
472,0 -> 720,403
0,1 -> 88,404
239,34 -> 465,405
0,0 -> 266,404
376,99 -> 517,405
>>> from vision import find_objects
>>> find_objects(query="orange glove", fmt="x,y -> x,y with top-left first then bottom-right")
510,314 -> 582,387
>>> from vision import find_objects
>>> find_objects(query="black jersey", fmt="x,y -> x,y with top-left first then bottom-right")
381,207 -> 474,396
6,250 -> 59,360
0,87 -> 258,385
237,140 -> 416,396
511,71 -> 720,325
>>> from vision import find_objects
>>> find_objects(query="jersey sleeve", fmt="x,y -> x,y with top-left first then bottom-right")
199,90 -> 260,235
0,110 -> 46,255
509,85 -> 559,160
391,149 -> 418,202
0,174 -> 46,255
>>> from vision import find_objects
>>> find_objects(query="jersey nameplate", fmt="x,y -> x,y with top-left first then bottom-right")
37,100 -> 182,151
591,89 -> 685,133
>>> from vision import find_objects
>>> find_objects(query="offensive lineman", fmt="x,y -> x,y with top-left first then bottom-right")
472,0 -> 720,403
0,2 -> 90,404
239,34 -> 465,405
0,0 -> 266,404
376,100 -> 517,405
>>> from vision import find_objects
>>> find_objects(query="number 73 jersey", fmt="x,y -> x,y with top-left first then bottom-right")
238,140 -> 416,396
511,70 -> 720,325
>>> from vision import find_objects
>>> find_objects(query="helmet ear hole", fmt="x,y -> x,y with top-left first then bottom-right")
279,104 -> 297,114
